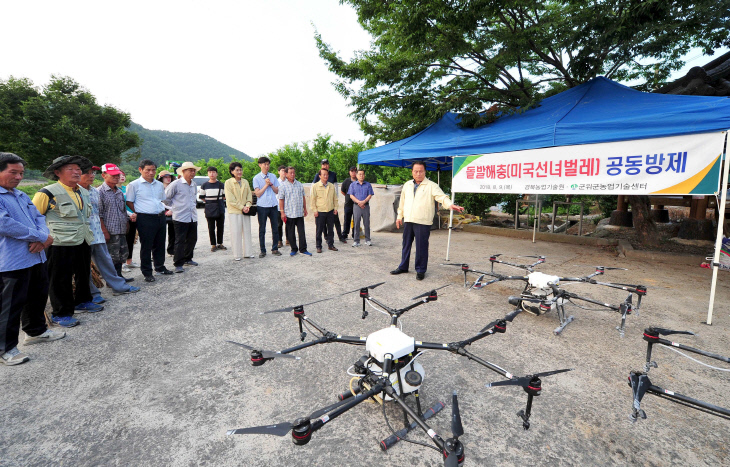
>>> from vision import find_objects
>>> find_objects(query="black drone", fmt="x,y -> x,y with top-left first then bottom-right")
226,283 -> 572,465
443,254 -> 647,336
628,326 -> 730,423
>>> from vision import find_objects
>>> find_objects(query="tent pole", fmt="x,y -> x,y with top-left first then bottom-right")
707,132 -> 729,325
446,192 -> 456,261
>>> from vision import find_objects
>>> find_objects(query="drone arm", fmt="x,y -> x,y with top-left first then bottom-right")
365,296 -> 396,315
308,379 -> 389,435
645,336 -> 730,364
560,291 -> 620,312
591,281 -> 644,295
453,347 -> 515,379
640,380 -> 730,420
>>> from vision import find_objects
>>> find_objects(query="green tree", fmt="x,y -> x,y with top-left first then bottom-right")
317,0 -> 729,144
0,75 -> 140,170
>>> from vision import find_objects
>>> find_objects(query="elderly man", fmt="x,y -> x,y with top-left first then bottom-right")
252,156 -> 281,257
313,159 -> 346,244
311,168 -> 339,254
348,168 -> 375,247
99,164 -> 135,280
126,159 -> 173,282
165,161 -> 200,273
278,167 -> 310,256
0,153 -> 65,365
391,162 -> 464,280
79,165 -> 140,301
32,155 -> 102,327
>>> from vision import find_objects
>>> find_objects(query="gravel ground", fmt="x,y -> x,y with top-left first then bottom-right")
2,215 -> 729,467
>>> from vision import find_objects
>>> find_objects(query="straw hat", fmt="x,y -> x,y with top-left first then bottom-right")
176,162 -> 201,175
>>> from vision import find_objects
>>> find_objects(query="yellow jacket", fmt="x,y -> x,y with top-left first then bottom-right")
224,178 -> 252,214
310,181 -> 338,212
397,178 -> 452,225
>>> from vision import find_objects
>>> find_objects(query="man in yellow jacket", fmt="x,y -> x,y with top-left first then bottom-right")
391,162 -> 463,280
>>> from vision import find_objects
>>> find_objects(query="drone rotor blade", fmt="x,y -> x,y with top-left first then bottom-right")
468,274 -> 486,291
451,391 -> 464,438
411,284 -> 451,300
532,368 -> 573,378
602,267 -> 628,271
340,282 -> 386,296
260,351 -> 300,360
226,422 -> 294,437
504,308 -> 523,322
651,327 -> 695,337
227,340 -> 254,351
609,282 -> 642,288
486,378 -> 527,388
263,295 -> 341,314
444,451 -> 459,467
441,263 -> 468,268
518,255 -> 544,259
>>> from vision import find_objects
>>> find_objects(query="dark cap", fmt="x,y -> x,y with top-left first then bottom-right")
320,159 -> 329,165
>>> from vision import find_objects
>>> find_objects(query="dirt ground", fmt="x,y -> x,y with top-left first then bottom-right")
2,216 -> 728,466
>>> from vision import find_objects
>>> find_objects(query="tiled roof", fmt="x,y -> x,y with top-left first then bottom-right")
655,50 -> 730,96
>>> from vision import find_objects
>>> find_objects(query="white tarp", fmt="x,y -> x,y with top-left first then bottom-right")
451,132 -> 726,196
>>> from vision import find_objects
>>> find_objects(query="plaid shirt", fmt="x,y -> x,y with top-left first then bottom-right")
98,182 -> 128,235
277,179 -> 305,218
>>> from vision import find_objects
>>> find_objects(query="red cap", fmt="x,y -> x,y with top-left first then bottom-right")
101,163 -> 122,175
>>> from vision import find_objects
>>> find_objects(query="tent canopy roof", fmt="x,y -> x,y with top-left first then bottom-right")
358,77 -> 730,168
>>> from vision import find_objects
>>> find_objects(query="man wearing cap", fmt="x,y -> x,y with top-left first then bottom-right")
165,161 -> 200,273
126,159 -> 174,282
313,159 -> 346,244
80,165 -> 140,301
252,156 -> 281,258
32,155 -> 102,327
0,153 -> 66,365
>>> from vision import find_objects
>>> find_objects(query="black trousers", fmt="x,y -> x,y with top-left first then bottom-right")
286,217 -> 307,253
167,220 -> 175,255
126,220 -> 137,258
315,210 -> 335,248
206,215 -> 225,246
277,212 -> 284,244
398,222 -> 431,273
342,206 -> 353,238
136,213 -> 167,276
173,221 -> 198,266
325,212 -> 343,241
0,262 -> 49,353
47,242 -> 92,317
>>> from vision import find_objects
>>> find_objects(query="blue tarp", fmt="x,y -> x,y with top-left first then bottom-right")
358,77 -> 730,169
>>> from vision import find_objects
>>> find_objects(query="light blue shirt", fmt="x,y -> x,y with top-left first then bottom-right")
252,172 -> 280,208
0,186 -> 49,272
164,178 -> 198,223
126,178 -> 166,214
87,186 -> 106,245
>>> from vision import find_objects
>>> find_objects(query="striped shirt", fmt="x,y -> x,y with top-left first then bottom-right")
0,186 -> 49,272
277,179 -> 305,218
98,183 -> 128,235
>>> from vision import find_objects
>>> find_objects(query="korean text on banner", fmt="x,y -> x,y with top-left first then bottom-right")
452,132 -> 726,195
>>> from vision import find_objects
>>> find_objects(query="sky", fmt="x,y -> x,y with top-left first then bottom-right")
1,1 -> 726,158
1,0 -> 372,158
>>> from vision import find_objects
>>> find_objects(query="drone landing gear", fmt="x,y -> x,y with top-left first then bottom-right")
553,304 -> 574,336
380,400 -> 446,451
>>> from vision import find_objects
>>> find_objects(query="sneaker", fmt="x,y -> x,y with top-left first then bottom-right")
74,302 -> 104,313
272,250 -> 282,256
92,295 -> 106,304
290,251 -> 298,256
248,255 -> 257,258
234,257 -> 242,261
121,264 -> 131,273
217,244 -> 227,250
184,261 -> 198,266
1,347 -> 29,366
127,262 -> 140,268
175,266 -> 185,273
352,243 -> 360,247
51,316 -> 80,328
112,286 -> 141,296
366,241 -> 372,246
301,251 -> 312,256
23,329 -> 66,345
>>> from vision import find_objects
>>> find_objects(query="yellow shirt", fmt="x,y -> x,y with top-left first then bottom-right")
32,181 -> 84,215
310,181 -> 338,212
224,178 -> 252,214
397,178 -> 452,225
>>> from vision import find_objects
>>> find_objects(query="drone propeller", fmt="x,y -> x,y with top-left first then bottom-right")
518,255 -> 545,260
441,263 -> 469,268
411,284 -> 451,300
340,282 -> 386,296
227,341 -> 300,361
478,307 -> 523,333
628,371 -> 651,422
263,295 -> 341,314
595,266 -> 628,271
443,391 -> 465,467
486,368 -> 573,389
645,327 -> 695,337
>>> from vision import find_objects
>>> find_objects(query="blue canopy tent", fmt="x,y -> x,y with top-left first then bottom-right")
359,77 -> 730,324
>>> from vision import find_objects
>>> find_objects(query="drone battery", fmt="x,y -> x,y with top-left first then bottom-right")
527,272 -> 560,290
366,327 -> 415,362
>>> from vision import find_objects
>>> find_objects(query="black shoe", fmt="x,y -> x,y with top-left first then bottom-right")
340,238 -> 347,244
390,269 -> 407,275
175,266 -> 185,273
416,272 -> 425,281
271,250 -> 282,256
123,277 -> 134,283
144,275 -> 156,282
259,252 -> 266,258
155,268 -> 174,275
184,261 -> 199,266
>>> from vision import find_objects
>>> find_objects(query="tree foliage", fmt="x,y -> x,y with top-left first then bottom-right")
317,0 -> 730,144
0,76 -> 140,170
